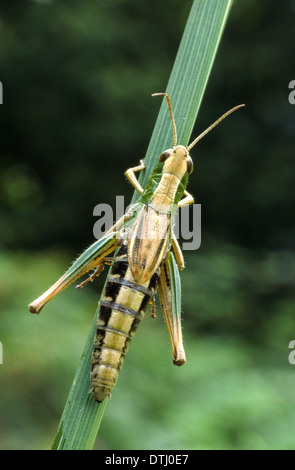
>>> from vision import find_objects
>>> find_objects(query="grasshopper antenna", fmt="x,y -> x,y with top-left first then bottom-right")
187,104 -> 245,151
152,93 -> 177,147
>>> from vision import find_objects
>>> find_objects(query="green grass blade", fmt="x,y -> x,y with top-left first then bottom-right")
133,0 -> 233,197
52,0 -> 233,451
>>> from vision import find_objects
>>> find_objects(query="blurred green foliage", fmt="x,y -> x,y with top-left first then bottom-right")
0,0 -> 295,450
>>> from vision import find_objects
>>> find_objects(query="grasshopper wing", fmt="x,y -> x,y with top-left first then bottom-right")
127,204 -> 171,284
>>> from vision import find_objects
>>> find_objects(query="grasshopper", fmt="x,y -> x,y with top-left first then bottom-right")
29,94 -> 244,402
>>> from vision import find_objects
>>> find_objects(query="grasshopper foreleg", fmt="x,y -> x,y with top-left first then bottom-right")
125,159 -> 145,194
177,189 -> 194,208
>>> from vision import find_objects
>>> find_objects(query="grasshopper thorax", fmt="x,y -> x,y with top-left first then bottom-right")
159,145 -> 194,180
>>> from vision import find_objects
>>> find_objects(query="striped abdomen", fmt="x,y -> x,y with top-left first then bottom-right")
91,244 -> 159,402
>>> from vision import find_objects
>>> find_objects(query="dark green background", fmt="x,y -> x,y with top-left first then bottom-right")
0,0 -> 295,450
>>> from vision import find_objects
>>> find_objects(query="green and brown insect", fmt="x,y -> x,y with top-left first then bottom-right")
29,93 -> 244,402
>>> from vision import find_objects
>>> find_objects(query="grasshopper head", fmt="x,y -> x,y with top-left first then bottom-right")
159,145 -> 193,180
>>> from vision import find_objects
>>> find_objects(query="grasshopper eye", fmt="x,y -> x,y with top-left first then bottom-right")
159,149 -> 172,162
186,155 -> 194,174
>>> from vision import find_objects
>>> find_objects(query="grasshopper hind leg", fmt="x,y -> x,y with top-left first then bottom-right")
158,252 -> 186,366
29,232 -> 119,314
172,233 -> 185,271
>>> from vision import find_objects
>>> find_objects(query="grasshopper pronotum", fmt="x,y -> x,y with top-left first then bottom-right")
30,94 -> 244,402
